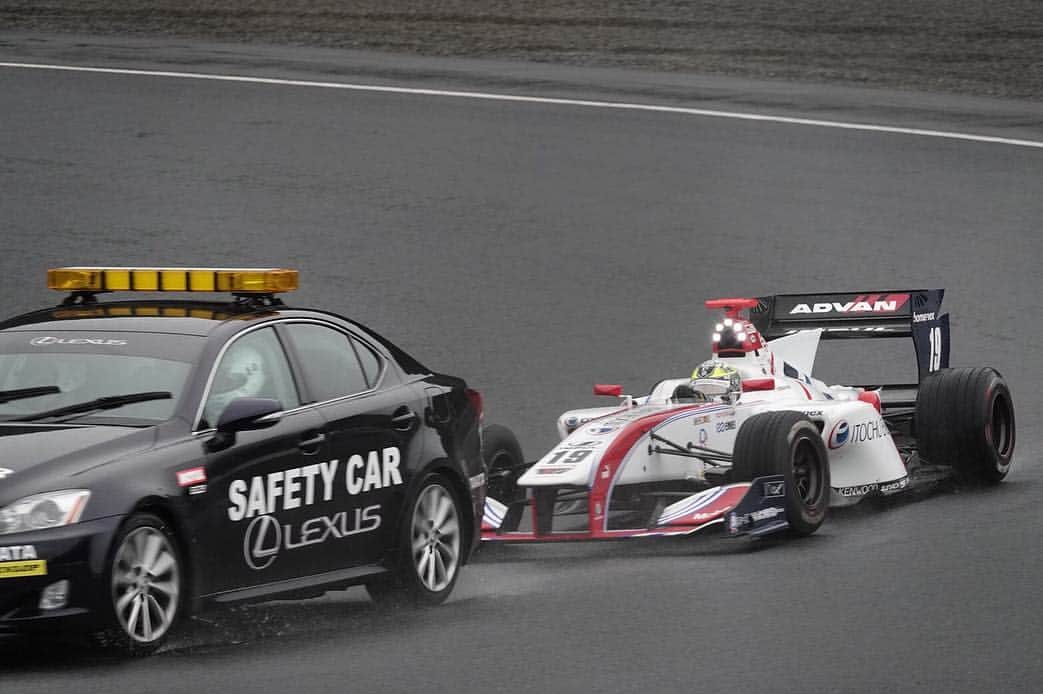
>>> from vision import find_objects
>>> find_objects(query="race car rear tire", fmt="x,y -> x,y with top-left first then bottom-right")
916,367 -> 1015,484
95,513 -> 185,656
482,424 -> 527,532
367,473 -> 463,608
482,424 -> 526,502
732,411 -> 830,536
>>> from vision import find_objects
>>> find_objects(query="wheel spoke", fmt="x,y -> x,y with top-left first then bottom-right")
114,568 -> 136,588
425,548 -> 438,588
149,579 -> 178,601
140,535 -> 162,574
431,494 -> 452,528
435,541 -> 457,573
432,548 -> 447,587
438,517 -> 459,538
149,550 -> 175,578
146,594 -> 167,627
418,491 -> 436,521
140,594 -> 153,641
416,547 -> 432,577
131,531 -> 147,563
116,587 -> 137,614
126,595 -> 142,637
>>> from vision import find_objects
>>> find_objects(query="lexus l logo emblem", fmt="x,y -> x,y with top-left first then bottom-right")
243,514 -> 281,570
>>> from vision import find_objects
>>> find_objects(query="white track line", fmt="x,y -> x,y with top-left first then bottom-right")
3,61 -> 1042,149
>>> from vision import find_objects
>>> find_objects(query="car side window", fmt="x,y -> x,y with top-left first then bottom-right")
200,328 -> 299,429
283,323 -> 370,402
351,336 -> 383,388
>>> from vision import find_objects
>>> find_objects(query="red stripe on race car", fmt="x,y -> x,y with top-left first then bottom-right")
587,404 -> 719,538
659,484 -> 750,527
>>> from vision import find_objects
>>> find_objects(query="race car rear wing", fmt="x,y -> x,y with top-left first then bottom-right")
746,289 -> 950,381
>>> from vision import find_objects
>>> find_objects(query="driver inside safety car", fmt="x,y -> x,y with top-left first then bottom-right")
202,343 -> 267,426
690,360 -> 741,403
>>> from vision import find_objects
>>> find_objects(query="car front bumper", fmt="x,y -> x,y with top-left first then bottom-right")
0,516 -> 123,632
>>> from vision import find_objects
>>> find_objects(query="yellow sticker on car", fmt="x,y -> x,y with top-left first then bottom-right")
0,560 -> 47,578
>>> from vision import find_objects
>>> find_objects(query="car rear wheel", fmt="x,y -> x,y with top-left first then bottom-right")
97,513 -> 184,656
483,424 -> 526,503
916,367 -> 1015,484
482,424 -> 527,532
732,411 -> 830,536
367,473 -> 463,607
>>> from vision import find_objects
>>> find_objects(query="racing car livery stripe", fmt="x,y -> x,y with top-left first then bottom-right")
656,486 -> 728,525
588,403 -> 718,537
658,484 -> 751,526
482,497 -> 508,530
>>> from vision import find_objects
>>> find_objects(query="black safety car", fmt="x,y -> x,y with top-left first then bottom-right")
0,267 -> 495,654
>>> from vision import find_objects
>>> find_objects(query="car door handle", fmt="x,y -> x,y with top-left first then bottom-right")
391,408 -> 418,431
299,432 -> 327,454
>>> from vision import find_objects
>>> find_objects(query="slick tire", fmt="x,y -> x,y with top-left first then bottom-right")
482,423 -> 527,533
95,513 -> 185,657
732,411 -> 830,536
482,423 -> 526,504
367,473 -> 464,608
916,367 -> 1015,484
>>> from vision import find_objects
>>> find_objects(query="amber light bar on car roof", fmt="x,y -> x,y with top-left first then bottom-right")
47,267 -> 299,294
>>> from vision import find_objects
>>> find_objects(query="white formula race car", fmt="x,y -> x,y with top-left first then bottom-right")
481,290 -> 1015,542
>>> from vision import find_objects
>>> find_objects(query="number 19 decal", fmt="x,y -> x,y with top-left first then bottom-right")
928,326 -> 943,372
544,449 -> 592,465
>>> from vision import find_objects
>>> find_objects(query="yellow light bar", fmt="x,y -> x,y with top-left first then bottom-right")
53,306 -> 240,320
47,267 -> 298,294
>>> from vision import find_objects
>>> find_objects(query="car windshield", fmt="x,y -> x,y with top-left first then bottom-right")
0,331 -> 204,425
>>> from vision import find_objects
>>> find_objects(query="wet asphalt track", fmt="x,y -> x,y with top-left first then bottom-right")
1,35 -> 1042,693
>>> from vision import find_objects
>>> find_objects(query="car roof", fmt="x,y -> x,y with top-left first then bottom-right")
0,300 -> 333,336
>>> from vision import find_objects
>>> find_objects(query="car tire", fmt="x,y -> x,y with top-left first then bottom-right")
482,423 -> 527,532
482,423 -> 526,504
95,513 -> 184,656
367,473 -> 464,608
916,367 -> 1015,484
732,411 -> 830,536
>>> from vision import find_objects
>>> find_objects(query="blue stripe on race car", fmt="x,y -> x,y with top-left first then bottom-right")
483,497 -> 508,529
657,486 -> 728,525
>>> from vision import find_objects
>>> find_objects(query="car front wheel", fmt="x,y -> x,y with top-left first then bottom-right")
97,513 -> 184,656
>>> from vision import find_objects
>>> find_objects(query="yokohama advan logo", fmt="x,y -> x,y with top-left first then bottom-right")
788,293 -> 910,315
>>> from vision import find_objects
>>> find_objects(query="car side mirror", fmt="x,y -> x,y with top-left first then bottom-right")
216,397 -> 283,433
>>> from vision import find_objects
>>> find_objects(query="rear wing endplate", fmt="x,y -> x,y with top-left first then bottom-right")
746,290 -> 950,380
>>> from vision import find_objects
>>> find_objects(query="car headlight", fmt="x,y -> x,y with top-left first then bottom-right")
0,490 -> 91,535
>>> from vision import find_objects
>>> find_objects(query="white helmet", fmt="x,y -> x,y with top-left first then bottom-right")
204,344 -> 266,424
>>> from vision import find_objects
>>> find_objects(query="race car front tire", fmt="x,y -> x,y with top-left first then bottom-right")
732,411 -> 830,536
916,367 -> 1015,484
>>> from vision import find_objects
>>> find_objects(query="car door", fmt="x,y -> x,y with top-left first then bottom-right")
278,321 -> 426,568
191,326 -> 333,594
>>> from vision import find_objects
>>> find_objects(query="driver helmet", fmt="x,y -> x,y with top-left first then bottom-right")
204,344 -> 267,424
690,360 -> 741,402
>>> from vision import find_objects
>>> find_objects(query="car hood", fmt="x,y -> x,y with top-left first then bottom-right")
0,424 -> 156,502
